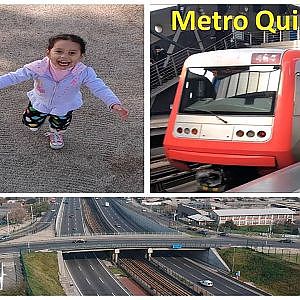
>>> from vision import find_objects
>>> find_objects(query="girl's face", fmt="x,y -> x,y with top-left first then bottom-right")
47,40 -> 83,70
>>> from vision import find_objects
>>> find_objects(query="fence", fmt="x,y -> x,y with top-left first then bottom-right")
19,250 -> 33,296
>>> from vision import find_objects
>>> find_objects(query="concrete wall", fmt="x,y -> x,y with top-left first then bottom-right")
185,249 -> 230,272
112,201 -> 178,233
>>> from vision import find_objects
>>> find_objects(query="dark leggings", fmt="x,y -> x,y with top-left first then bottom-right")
22,102 -> 72,131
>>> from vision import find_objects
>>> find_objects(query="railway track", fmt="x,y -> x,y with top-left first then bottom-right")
119,258 -> 195,296
151,154 -> 206,192
151,154 -> 262,193
82,198 -> 113,234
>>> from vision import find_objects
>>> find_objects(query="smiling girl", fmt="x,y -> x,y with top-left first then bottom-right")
0,34 -> 128,149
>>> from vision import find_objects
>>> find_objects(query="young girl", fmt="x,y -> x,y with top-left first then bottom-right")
0,34 -> 128,149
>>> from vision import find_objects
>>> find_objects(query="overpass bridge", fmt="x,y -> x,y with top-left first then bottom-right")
1,233 -> 299,254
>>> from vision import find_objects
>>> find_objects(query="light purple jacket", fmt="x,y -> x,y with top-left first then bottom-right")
0,57 -> 121,115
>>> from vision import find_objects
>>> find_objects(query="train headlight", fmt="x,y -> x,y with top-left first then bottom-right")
184,128 -> 190,134
191,128 -> 198,135
246,130 -> 255,137
236,130 -> 244,137
257,131 -> 266,138
177,127 -> 183,134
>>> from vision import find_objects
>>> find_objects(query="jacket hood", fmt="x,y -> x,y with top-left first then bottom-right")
24,57 -> 87,76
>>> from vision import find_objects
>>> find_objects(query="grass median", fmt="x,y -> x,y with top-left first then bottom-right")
218,247 -> 300,295
22,252 -> 65,295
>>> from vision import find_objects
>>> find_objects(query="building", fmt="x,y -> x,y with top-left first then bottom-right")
212,208 -> 296,226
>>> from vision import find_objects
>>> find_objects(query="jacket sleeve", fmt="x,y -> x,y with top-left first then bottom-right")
0,67 -> 34,89
82,67 -> 121,109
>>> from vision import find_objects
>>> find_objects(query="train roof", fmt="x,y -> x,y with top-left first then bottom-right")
184,48 -> 292,68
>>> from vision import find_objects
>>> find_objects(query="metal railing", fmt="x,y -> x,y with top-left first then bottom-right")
150,48 -> 199,90
150,28 -> 300,90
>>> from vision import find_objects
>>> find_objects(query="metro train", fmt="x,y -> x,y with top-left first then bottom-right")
163,48 -> 300,191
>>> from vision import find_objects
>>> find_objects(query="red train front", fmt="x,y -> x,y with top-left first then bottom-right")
163,48 -> 300,190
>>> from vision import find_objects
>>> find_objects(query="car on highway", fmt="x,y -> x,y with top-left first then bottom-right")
72,239 -> 86,244
0,235 -> 10,241
278,239 -> 295,243
199,279 -> 213,287
218,232 -> 228,236
197,230 -> 208,236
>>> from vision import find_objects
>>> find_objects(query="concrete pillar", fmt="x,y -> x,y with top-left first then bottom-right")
114,249 -> 120,263
148,248 -> 153,261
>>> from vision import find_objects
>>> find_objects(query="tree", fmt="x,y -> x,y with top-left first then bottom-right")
8,203 -> 28,224
220,220 -> 238,231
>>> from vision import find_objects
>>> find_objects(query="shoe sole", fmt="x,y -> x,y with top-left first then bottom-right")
29,127 -> 39,132
50,143 -> 64,149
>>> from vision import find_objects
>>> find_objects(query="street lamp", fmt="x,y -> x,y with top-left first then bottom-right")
30,204 -> 34,224
6,212 -> 10,235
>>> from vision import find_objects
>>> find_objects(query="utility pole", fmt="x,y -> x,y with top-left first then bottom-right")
6,212 -> 10,235
0,262 -> 4,290
30,205 -> 34,224
232,247 -> 236,273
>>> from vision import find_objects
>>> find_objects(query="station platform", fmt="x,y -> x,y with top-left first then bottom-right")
228,162 -> 300,193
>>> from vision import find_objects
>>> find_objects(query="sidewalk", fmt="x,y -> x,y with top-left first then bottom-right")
0,4 -> 144,193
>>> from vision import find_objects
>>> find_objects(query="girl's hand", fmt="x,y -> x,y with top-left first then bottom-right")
111,104 -> 129,120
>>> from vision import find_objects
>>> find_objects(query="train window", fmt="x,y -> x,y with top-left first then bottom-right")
247,72 -> 260,93
227,73 -> 239,98
179,66 -> 280,115
257,72 -> 270,92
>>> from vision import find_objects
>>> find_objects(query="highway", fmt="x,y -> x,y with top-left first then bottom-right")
64,252 -> 129,296
94,198 -> 148,233
154,255 -> 264,295
60,198 -> 85,236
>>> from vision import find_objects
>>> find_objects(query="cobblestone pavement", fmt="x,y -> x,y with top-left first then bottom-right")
0,5 -> 144,193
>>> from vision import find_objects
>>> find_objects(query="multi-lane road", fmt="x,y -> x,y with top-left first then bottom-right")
64,252 -> 129,296
59,198 -> 85,236
154,255 -> 265,295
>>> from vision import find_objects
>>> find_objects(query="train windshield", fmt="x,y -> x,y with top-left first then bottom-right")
179,66 -> 280,115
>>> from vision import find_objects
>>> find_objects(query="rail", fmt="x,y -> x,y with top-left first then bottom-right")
119,258 -> 193,295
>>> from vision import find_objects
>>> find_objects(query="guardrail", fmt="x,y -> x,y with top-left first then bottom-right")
55,199 -> 64,237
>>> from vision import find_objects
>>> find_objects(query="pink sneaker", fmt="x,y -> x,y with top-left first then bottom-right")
45,131 -> 64,149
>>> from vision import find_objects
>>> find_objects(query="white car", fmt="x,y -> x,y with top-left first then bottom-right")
199,279 -> 213,287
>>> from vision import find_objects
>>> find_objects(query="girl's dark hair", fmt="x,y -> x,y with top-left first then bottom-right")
48,34 -> 86,54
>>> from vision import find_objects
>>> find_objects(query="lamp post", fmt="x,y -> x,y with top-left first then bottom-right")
30,205 -> 34,224
6,212 -> 10,236
232,247 -> 236,274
